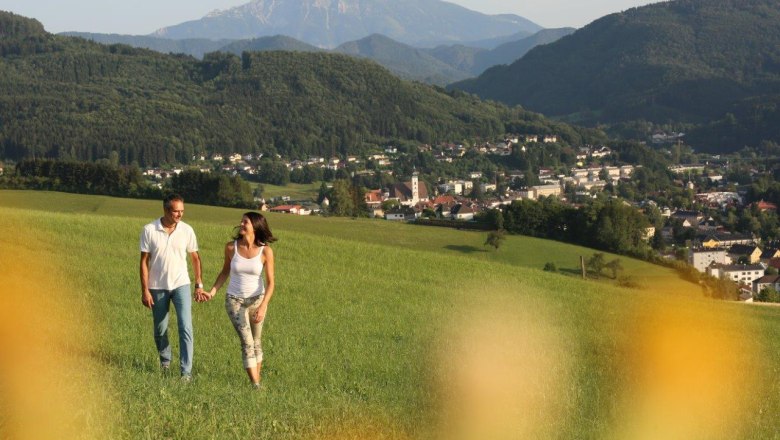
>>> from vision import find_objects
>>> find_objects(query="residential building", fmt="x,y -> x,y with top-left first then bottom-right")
699,232 -> 755,249
754,275 -> 780,294
760,249 -> 780,263
669,165 -> 705,174
690,249 -> 728,273
671,210 -> 703,226
530,184 -> 562,200
385,206 -> 416,221
707,264 -> 765,284
269,205 -> 311,215
752,200 -> 778,212
727,244 -> 762,264
364,189 -> 383,210
451,204 -> 476,221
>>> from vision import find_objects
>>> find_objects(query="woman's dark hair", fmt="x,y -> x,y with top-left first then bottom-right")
233,211 -> 277,245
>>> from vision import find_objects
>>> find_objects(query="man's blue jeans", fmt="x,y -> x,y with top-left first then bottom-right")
150,285 -> 193,376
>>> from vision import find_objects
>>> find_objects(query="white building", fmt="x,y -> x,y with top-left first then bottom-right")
690,249 -> 728,273
707,264 -> 764,285
529,184 -> 562,200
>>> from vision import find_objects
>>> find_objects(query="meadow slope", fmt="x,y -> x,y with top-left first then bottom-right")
2,190 -> 780,438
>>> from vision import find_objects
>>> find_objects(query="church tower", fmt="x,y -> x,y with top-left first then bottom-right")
411,171 -> 419,204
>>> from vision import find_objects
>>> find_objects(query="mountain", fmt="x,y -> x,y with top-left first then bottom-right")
60,33 -> 232,58
469,28 -> 575,74
428,28 -> 575,77
461,28 -> 558,50
450,0 -> 780,152
334,34 -> 471,85
56,29 -> 572,86
151,0 -> 542,48
0,11 -> 599,167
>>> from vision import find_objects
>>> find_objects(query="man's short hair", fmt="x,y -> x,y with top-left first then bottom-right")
163,193 -> 184,211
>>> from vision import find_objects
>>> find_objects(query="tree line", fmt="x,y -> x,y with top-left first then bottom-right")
484,196 -> 651,257
1,159 -> 255,209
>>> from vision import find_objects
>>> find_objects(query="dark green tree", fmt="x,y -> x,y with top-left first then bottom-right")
586,253 -> 606,278
484,229 -> 507,250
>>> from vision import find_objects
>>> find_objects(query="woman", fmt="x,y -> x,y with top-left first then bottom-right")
203,212 -> 276,388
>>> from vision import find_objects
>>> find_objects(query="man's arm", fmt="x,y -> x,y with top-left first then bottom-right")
140,252 -> 154,308
190,251 -> 205,300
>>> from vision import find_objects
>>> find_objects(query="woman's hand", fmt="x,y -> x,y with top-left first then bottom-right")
253,303 -> 268,324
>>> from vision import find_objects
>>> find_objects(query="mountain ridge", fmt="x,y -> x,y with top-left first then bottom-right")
62,28 -> 573,85
150,0 -> 542,48
449,0 -> 780,152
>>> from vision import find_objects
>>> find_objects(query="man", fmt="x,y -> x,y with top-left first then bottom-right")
139,194 -> 205,381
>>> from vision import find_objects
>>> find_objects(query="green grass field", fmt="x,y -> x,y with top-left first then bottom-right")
254,182 -> 321,201
1,189 -> 780,439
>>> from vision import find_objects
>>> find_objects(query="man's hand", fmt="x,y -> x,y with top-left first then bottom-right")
194,287 -> 208,302
142,290 -> 154,308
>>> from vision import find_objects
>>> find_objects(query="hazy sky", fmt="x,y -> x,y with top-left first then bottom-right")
2,0 -> 659,35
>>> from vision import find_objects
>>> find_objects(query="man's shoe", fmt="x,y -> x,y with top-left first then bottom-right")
161,364 -> 171,375
181,374 -> 193,383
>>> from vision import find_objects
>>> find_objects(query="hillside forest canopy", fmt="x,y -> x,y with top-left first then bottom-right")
0,11 -> 604,168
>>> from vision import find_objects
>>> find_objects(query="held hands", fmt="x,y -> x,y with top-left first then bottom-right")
195,287 -> 216,303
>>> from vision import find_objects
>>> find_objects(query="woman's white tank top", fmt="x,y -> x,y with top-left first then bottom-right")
226,241 -> 265,299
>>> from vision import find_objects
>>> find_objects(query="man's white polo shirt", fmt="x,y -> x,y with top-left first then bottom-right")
140,218 -> 198,290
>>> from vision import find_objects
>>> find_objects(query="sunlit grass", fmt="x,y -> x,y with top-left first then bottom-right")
1,190 -> 779,438
0,190 -> 687,290
253,182 -> 321,200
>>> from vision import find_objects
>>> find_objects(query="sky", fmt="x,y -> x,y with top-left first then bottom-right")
1,0 -> 659,35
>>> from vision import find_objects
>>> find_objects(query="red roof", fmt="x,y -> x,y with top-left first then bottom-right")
270,205 -> 302,211
755,200 -> 778,211
365,189 -> 383,203
433,195 -> 456,205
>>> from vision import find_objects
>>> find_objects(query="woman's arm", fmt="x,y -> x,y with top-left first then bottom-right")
254,246 -> 275,323
206,242 -> 233,300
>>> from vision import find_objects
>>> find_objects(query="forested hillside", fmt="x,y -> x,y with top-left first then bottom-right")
334,34 -> 471,85
0,12 -> 594,167
450,0 -> 780,153
61,32 -> 231,59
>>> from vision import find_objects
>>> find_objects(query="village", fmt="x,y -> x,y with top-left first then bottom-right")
137,133 -> 780,301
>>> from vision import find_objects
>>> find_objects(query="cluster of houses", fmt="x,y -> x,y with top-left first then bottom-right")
258,160 -> 641,221
690,240 -> 780,300
357,164 -> 637,221
680,205 -> 780,300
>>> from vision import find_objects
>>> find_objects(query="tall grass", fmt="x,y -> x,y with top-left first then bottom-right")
2,190 -> 780,438
0,190 -> 687,290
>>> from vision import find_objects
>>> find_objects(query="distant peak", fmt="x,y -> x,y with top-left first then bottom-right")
205,9 -> 226,18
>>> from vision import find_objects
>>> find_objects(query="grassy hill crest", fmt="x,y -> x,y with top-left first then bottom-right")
2,190 -> 780,438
